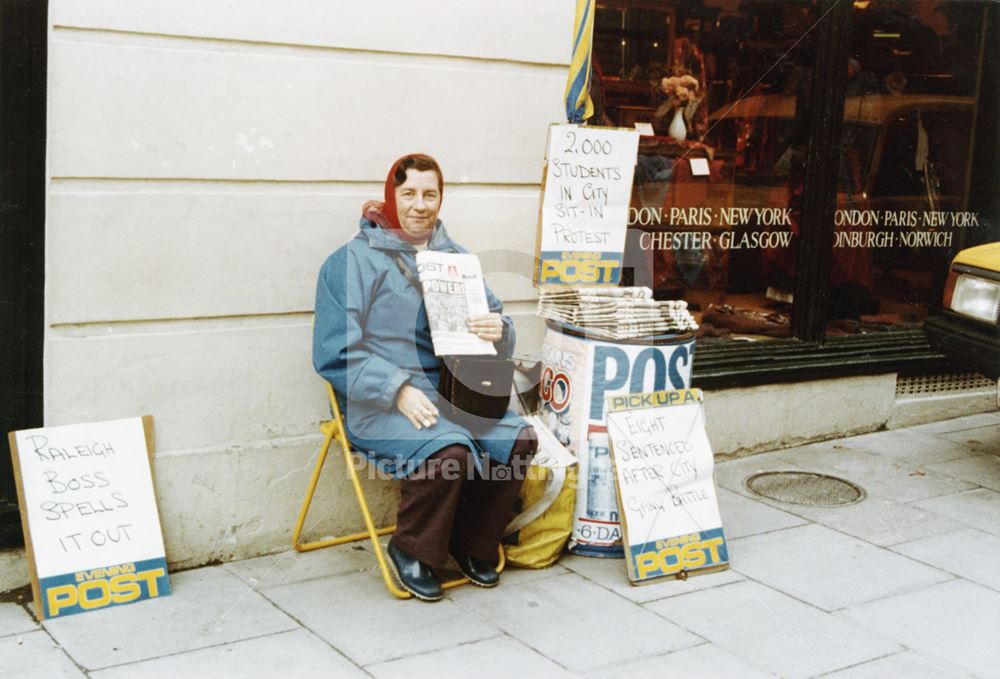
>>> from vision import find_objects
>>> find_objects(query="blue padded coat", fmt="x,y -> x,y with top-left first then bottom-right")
312,217 -> 527,478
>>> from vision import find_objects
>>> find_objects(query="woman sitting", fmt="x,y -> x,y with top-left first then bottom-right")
312,153 -> 536,601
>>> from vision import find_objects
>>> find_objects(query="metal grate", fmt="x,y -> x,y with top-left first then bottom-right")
745,472 -> 865,507
896,372 -> 997,396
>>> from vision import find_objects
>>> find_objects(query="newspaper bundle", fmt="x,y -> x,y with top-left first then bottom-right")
415,251 -> 497,356
538,286 -> 698,340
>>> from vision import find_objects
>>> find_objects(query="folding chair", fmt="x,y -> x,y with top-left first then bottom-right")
292,381 -> 505,599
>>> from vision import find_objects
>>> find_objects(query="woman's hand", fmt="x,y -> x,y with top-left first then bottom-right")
469,313 -> 503,343
395,384 -> 439,430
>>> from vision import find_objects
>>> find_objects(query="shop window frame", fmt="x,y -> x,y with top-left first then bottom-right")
0,0 -> 47,548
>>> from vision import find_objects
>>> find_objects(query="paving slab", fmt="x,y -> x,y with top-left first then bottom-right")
904,411 -> 1000,436
487,562 -> 572,588
559,553 -> 743,604
716,487 -> 808,539
891,528 -> 1000,592
838,579 -> 1000,677
832,429 -> 978,465
648,581 -> 899,679
823,650 -> 975,678
580,642 -> 775,679
0,630 -> 86,677
728,524 -> 950,611
935,422 -> 1000,456
762,495 -> 964,547
222,543 -> 377,590
449,571 -> 701,673
926,453 -> 1000,492
912,488 -> 1000,537
0,602 -> 38,637
89,629 -> 365,679
365,635 -> 576,679
42,567 -> 297,671
263,570 -> 500,666
715,452 -> 806,497
773,444 -> 976,503
714,449 -> 961,544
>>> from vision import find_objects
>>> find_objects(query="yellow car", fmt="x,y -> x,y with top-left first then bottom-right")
924,243 -> 1000,378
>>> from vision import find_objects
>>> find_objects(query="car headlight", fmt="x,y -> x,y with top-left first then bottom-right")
950,274 -> 1000,323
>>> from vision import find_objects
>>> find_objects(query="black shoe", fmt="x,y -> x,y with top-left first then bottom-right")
450,549 -> 500,588
386,540 -> 444,602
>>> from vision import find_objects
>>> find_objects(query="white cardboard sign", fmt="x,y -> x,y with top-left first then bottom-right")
605,390 -> 728,583
535,124 -> 640,286
9,416 -> 171,618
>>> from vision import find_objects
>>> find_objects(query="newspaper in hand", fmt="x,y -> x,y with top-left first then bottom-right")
537,286 -> 698,339
416,251 -> 497,356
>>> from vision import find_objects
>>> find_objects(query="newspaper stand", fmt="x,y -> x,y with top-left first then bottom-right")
532,60 -> 692,556
538,320 -> 695,556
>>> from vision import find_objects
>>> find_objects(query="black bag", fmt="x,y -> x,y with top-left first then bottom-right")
438,355 -> 515,420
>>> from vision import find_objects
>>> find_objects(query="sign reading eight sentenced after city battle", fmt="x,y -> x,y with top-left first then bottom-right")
605,390 -> 729,583
535,124 -> 640,286
8,416 -> 171,619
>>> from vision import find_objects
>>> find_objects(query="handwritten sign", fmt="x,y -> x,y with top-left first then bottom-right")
8,416 -> 171,618
535,123 -> 640,286
605,390 -> 728,583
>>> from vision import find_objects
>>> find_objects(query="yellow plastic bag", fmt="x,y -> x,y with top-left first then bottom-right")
503,463 -> 577,569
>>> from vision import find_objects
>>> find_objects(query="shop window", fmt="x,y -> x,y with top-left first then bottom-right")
597,0 -> 992,346
598,0 -> 820,341
826,0 -> 988,337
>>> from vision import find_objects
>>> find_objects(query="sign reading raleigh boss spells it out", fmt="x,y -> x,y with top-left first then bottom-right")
535,124 -> 640,286
8,416 -> 171,619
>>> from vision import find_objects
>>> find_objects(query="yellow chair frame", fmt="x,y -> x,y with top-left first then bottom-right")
292,382 -> 505,599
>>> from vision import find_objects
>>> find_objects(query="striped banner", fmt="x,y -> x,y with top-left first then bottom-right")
564,0 -> 595,124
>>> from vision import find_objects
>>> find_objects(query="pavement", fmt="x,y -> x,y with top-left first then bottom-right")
2,410 -> 999,678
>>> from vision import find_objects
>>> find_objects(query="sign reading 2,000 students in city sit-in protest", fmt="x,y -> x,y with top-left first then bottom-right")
605,390 -> 729,584
535,123 -> 640,286
8,416 -> 171,619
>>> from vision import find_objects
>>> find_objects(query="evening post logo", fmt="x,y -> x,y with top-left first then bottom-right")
47,562 -> 167,618
588,345 -> 691,420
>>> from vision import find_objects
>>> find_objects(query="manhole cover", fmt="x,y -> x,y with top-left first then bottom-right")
744,471 -> 865,507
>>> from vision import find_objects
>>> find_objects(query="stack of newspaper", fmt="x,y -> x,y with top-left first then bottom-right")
537,286 -> 697,340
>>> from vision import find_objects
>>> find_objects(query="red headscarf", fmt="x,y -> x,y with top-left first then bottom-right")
362,154 -> 443,244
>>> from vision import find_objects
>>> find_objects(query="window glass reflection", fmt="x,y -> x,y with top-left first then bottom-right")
828,0 -> 985,335
596,1 -> 818,340
595,0 -> 989,341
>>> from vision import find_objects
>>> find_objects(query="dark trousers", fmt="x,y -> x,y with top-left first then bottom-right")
391,426 -> 536,572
